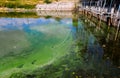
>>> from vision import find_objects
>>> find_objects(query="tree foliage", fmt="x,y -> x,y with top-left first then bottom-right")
44,0 -> 52,4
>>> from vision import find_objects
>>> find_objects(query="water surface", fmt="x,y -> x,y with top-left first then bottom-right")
0,12 -> 119,78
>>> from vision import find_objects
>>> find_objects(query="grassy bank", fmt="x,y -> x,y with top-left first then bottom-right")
0,0 -> 56,9
0,0 -> 43,9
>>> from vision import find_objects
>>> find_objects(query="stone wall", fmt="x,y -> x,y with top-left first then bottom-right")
54,0 -> 79,3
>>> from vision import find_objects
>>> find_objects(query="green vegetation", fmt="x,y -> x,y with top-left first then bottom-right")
0,23 -> 73,78
0,0 -> 40,9
0,0 -> 56,9
0,12 -> 119,78
9,50 -> 84,78
44,0 -> 52,4
0,12 -> 39,18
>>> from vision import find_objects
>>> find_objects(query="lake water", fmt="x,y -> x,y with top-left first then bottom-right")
0,12 -> 119,78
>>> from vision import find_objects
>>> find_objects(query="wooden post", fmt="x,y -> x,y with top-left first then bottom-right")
97,14 -> 100,20
106,16 -> 111,26
116,5 -> 120,17
111,7 -> 114,24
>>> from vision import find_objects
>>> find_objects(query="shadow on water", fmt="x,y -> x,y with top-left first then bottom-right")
0,11 -> 119,78
61,13 -> 120,78
76,13 -> 120,77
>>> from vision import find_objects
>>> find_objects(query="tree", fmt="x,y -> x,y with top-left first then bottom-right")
44,0 -> 51,4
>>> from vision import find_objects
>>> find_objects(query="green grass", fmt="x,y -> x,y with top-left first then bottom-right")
0,0 -> 55,9
0,0 -> 41,9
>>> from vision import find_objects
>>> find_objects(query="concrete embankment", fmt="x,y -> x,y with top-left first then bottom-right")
36,2 -> 75,11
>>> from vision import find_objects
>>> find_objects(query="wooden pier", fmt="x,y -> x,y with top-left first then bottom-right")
81,8 -> 119,27
79,1 -> 120,27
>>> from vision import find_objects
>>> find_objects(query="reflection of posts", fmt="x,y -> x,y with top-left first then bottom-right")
97,17 -> 102,30
87,35 -> 104,63
97,14 -> 100,20
115,20 -> 120,40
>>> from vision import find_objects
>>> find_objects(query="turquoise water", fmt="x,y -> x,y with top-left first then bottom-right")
0,13 -> 119,78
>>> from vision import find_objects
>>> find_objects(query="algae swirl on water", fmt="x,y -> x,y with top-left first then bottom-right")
0,17 -> 73,78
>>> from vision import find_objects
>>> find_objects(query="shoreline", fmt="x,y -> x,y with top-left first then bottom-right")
0,7 -> 36,12
0,7 -> 74,13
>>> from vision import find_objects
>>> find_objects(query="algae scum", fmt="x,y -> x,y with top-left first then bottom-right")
0,13 -> 120,78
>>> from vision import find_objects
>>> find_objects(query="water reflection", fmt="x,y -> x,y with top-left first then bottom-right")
36,10 -> 73,18
0,14 -> 73,77
0,12 -> 119,77
77,14 -> 120,77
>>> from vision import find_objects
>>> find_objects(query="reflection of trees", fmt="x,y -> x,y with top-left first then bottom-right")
80,14 -> 120,67
0,12 -> 38,18
72,14 -> 106,76
70,14 -> 120,77
103,26 -> 120,66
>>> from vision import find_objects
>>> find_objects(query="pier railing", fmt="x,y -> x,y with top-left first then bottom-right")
80,1 -> 120,27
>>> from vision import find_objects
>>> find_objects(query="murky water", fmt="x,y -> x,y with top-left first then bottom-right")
0,12 -> 119,78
